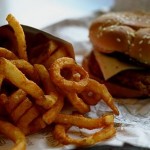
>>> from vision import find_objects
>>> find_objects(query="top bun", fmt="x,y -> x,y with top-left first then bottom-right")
89,12 -> 150,65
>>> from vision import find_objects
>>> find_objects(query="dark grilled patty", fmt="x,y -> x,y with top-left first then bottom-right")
87,51 -> 150,98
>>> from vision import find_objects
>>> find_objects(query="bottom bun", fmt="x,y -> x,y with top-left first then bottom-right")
82,53 -> 149,98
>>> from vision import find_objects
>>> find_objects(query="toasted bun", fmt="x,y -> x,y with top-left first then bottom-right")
89,12 -> 150,65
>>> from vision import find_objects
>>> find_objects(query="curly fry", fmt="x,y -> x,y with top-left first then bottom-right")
5,89 -> 27,114
42,95 -> 64,124
49,57 -> 89,92
54,114 -> 114,129
82,79 -> 119,115
54,124 -> 116,146
67,92 -> 90,114
0,47 -> 18,59
0,120 -> 26,150
11,97 -> 32,122
16,106 -> 41,135
43,47 -> 68,68
0,57 -> 53,109
4,90 -> 47,135
10,59 -> 40,83
34,64 -> 56,94
6,14 -> 28,61
0,14 -> 119,149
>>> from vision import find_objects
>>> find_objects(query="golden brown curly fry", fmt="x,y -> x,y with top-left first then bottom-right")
54,123 -> 116,146
0,57 -> 54,109
10,59 -> 40,83
5,89 -> 26,114
0,13 -> 119,149
42,95 -> 64,124
0,120 -> 26,150
67,92 -> 90,114
49,57 -> 89,92
54,114 -> 114,129
34,64 -> 56,94
6,14 -> 28,61
0,47 -> 18,59
81,79 -> 119,115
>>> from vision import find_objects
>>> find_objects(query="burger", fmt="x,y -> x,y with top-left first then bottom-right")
82,12 -> 150,98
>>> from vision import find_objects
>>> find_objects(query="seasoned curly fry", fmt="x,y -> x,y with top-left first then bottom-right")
81,79 -> 119,115
10,59 -> 40,82
42,95 -> 64,124
4,90 -> 47,135
54,114 -> 114,129
0,13 -> 119,149
16,106 -> 41,135
0,120 -> 26,150
67,92 -> 90,114
0,47 -> 18,59
54,124 -> 116,146
43,47 -> 68,68
5,89 -> 27,114
6,14 -> 28,61
0,58 -> 44,99
49,57 -> 89,92
11,97 -> 32,122
34,64 -> 56,94
0,57 -> 53,109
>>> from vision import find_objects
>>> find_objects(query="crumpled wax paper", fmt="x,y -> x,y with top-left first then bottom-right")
1,11 -> 150,150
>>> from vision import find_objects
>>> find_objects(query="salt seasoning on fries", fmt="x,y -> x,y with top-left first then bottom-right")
0,14 -> 119,150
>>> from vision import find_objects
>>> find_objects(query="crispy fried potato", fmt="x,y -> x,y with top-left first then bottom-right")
43,47 -> 69,68
67,92 -> 90,114
0,47 -> 18,59
0,120 -> 26,150
0,58 -> 43,97
0,13 -> 119,149
0,58 -> 57,109
49,57 -> 89,92
54,114 -> 114,129
5,89 -> 26,114
42,95 -> 64,124
34,64 -> 56,94
10,59 -> 40,82
80,79 -> 119,115
54,124 -> 116,146
17,106 -> 40,135
6,14 -> 28,61
11,97 -> 32,122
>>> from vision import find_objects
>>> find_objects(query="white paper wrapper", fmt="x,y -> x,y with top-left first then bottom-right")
1,10 -> 150,150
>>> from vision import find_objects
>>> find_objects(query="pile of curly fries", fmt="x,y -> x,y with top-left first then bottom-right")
0,14 -> 119,150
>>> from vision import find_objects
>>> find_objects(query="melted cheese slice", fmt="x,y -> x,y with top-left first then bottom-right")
94,50 -> 142,80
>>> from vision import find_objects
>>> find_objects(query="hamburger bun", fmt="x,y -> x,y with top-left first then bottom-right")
83,12 -> 150,98
89,12 -> 150,65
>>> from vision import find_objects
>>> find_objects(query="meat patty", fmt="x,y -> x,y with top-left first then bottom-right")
87,51 -> 150,98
